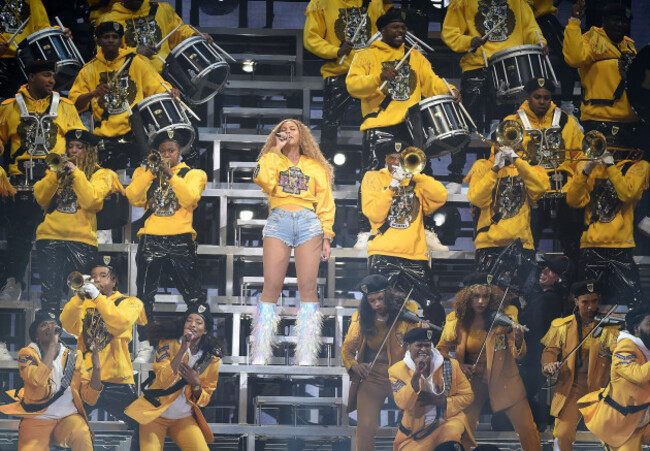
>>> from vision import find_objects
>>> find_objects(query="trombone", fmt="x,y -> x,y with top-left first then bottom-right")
551,131 -> 642,162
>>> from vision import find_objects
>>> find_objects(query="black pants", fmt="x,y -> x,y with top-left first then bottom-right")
0,58 -> 25,102
136,233 -> 205,339
579,247 -> 645,307
537,14 -> 577,102
530,197 -> 583,264
582,120 -> 641,149
474,246 -> 536,290
36,239 -> 97,314
321,74 -> 359,160
86,382 -> 139,450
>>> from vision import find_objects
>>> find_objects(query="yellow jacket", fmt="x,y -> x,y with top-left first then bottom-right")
442,0 -> 545,72
125,338 -> 220,443
579,336 -> 650,448
304,0 -> 387,78
60,291 -> 146,385
341,301 -> 419,371
527,0 -> 556,18
98,0 -> 196,74
0,167 -> 16,196
563,20 -> 638,123
0,86 -> 84,177
88,0 -> 118,24
253,151 -> 336,239
68,48 -> 170,138
437,306 -> 528,412
466,157 -> 549,250
566,160 -> 650,249
346,40 -> 454,130
361,169 -> 447,260
126,163 -> 207,240
541,315 -> 619,417
34,167 -> 124,246
0,0 -> 50,59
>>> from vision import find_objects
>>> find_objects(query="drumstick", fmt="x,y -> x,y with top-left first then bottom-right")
55,16 -> 66,33
536,30 -> 559,85
6,16 -> 30,46
467,17 -> 506,54
189,25 -> 237,63
482,49 -> 488,68
160,81 -> 201,122
406,32 -> 434,54
92,58 -> 131,106
378,44 -> 417,92
442,78 -> 479,132
338,14 -> 368,64
154,23 -> 182,51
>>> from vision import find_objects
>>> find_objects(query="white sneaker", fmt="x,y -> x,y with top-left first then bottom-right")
96,229 -> 113,244
425,229 -> 449,253
638,216 -> 650,237
133,340 -> 154,364
445,182 -> 462,195
0,342 -> 12,361
353,232 -> 371,250
0,277 -> 21,301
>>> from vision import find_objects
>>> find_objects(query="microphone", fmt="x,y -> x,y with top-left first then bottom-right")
490,310 -> 529,332
274,132 -> 284,138
400,310 -> 443,332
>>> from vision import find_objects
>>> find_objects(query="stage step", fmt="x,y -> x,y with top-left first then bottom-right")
228,161 -> 258,186
221,107 -> 304,132
240,276 -> 327,298
235,218 -> 267,246
255,396 -> 343,426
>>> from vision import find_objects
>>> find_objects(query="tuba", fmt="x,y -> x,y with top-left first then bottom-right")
45,153 -> 76,174
582,130 -> 607,160
400,146 -> 427,176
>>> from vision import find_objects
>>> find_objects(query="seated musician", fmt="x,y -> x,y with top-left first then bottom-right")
390,326 -> 475,450
33,129 -> 124,315
579,305 -> 650,451
68,21 -> 173,170
59,258 -> 146,428
98,0 -> 213,74
0,311 -> 103,450
541,280 -> 619,451
342,274 -> 419,450
125,304 -> 220,451
346,8 -> 458,250
437,273 -> 541,451
125,129 -> 207,363
361,141 -> 448,326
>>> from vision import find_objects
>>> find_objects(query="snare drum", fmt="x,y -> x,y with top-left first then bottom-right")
16,28 -> 84,89
488,45 -> 547,102
163,36 -> 230,105
408,95 -> 470,157
131,94 -> 195,149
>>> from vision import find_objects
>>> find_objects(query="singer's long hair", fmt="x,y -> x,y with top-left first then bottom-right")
359,287 -> 406,338
453,283 -> 506,332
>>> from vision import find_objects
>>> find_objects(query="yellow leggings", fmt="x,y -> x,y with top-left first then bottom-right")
553,372 -> 588,451
18,414 -> 91,451
607,424 -> 650,451
355,362 -> 391,451
140,415 -> 209,451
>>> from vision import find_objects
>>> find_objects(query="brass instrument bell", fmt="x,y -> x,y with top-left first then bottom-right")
496,120 -> 524,148
582,130 -> 607,160
45,153 -> 76,174
400,146 -> 427,176
66,271 -> 95,293
146,150 -> 162,171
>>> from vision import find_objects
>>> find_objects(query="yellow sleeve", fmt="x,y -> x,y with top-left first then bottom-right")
304,9 -> 340,60
342,312 -> 362,371
17,349 -> 52,391
33,170 -> 59,207
72,169 -> 108,212
60,100 -> 85,134
192,357 -> 220,407
520,0 -> 546,45
606,162 -> 650,203
504,306 -> 527,359
414,51 -> 454,98
346,49 -> 383,99
361,171 -> 395,224
563,19 -> 593,68
467,160 -> 498,208
104,169 -> 126,195
77,351 -> 102,406
68,66 -> 93,112
565,169 -> 591,208
253,152 -> 282,195
125,167 -> 156,207
514,158 -> 550,202
446,359 -> 474,418
0,167 -> 15,196
0,103 -> 12,154
412,173 -> 448,216
612,341 -> 650,385
436,312 -> 458,358
95,295 -> 144,336
562,115 -> 585,169
389,363 -> 419,411
162,4 -> 195,49
441,2 -> 473,53
315,170 -> 335,239
168,169 -> 207,210
153,341 -> 180,388
60,295 -> 86,337
29,0 -> 51,31
133,56 -> 171,96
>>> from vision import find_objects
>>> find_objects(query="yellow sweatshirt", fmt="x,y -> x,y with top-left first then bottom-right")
346,40 -> 454,130
60,291 -> 147,385
126,163 -> 207,240
361,169 -> 448,260
563,20 -> 638,123
566,160 -> 650,249
304,0 -> 388,78
0,167 -> 16,196
98,0 -> 196,74
68,48 -> 170,138
0,86 -> 84,177
88,0 -> 118,25
527,0 -> 556,18
253,151 -> 336,239
34,167 -> 123,246
442,0 -> 546,73
467,156 -> 550,250
0,0 -> 51,59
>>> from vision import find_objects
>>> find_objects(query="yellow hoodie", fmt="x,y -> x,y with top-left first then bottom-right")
527,0 -> 556,18
304,0 -> 388,78
346,40 -> 454,130
68,48 -> 170,138
563,20 -> 637,123
0,0 -> 51,59
442,0 -> 546,73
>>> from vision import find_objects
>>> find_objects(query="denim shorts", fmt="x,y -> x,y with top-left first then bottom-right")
263,208 -> 323,247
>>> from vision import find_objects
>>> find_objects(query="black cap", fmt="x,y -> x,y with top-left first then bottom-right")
602,3 -> 632,20
376,8 -> 407,30
95,21 -> 125,38
462,272 -> 490,287
403,326 -> 438,344
29,310 -> 62,342
65,129 -> 98,147
375,139 -> 410,163
186,303 -> 213,332
570,280 -> 599,297
91,254 -> 125,275
542,255 -> 571,278
524,77 -> 556,94
626,304 -> 650,332
434,442 -> 464,451
358,274 -> 390,295
25,60 -> 56,76
152,128 -> 193,150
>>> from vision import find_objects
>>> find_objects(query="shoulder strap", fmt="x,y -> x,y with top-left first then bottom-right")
20,349 -> 77,413
551,108 -> 562,128
517,110 -> 532,130
15,94 -> 29,117
149,2 -> 160,19
49,93 -> 60,119
177,167 -> 190,178
114,296 -> 128,306
363,48 -> 413,120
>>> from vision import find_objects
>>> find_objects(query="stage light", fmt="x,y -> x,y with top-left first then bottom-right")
242,60 -> 256,73
333,153 -> 346,166
431,205 -> 461,246
433,211 -> 447,227
239,210 -> 254,221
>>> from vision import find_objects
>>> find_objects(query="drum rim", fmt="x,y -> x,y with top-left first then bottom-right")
168,35 -> 214,55
417,94 -> 456,108
24,27 -> 67,41
426,129 -> 471,142
488,44 -> 544,62
133,93 -> 180,109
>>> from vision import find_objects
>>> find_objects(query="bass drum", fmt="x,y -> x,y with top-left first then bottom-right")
627,44 -> 650,123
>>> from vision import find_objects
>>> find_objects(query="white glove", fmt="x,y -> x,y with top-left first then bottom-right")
601,151 -> 614,166
82,283 -> 100,300
389,165 -> 409,188
493,151 -> 508,170
501,146 -> 519,161
582,160 -> 598,176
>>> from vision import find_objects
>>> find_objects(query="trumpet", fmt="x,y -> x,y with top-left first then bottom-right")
45,153 -> 76,174
400,146 -> 427,176
66,271 -> 97,293
582,130 -> 607,160
146,150 -> 162,172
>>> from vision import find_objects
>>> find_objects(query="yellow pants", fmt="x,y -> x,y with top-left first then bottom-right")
18,414 -> 92,451
553,372 -> 589,451
355,362 -> 391,451
140,415 -> 209,451
607,424 -> 650,451
463,380 -> 542,451
393,416 -> 466,450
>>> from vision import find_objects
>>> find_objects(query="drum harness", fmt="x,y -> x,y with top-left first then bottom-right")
362,50 -> 413,121
581,45 -> 635,107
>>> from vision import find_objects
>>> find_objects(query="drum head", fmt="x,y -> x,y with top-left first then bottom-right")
187,61 -> 230,104
627,44 -> 650,122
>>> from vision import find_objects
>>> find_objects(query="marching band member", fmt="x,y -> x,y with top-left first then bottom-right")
437,273 -> 541,451
125,304 -> 220,451
126,129 -> 207,363
0,311 -> 103,450
250,119 -> 335,366
541,280 -> 619,450
342,274 -> 419,451
303,0 -> 388,158
361,142 -> 448,325
33,129 -> 124,315
390,326 -> 475,450
59,258 -> 146,427
68,21 -> 173,170
579,305 -> 650,451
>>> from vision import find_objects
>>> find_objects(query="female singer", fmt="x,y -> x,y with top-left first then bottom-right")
437,273 -> 541,451
250,119 -> 335,366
